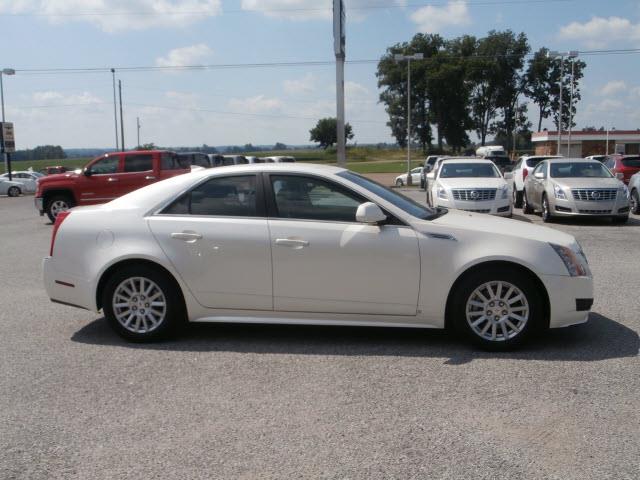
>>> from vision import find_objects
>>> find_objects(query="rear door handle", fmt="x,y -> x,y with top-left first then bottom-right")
171,231 -> 203,242
107,177 -> 118,182
145,175 -> 156,180
275,238 -> 309,248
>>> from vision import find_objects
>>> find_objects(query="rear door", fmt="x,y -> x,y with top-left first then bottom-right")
119,152 -> 156,195
148,174 -> 272,311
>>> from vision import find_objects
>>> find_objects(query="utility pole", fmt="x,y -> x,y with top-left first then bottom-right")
1,68 -> 15,179
136,117 -> 141,148
118,80 -> 125,151
567,55 -> 578,156
333,0 -> 346,167
111,69 -> 118,151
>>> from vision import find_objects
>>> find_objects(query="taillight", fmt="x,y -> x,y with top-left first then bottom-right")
523,169 -> 528,181
50,211 -> 71,256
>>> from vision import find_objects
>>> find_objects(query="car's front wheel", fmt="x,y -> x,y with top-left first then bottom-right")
7,186 -> 21,197
541,194 -> 553,223
102,264 -> 185,342
395,178 -> 404,187
451,266 -> 543,350
630,188 -> 640,215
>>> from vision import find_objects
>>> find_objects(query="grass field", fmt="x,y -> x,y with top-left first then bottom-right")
1,147 -> 424,175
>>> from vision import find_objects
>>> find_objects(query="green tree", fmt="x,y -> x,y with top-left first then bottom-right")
309,118 -> 354,149
137,143 -> 156,150
273,142 -> 287,150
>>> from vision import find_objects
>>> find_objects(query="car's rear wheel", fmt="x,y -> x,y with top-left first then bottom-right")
45,195 -> 75,223
102,265 -> 185,342
541,194 -> 553,223
395,178 -> 404,187
631,189 -> 640,215
522,190 -> 533,214
513,187 -> 523,208
7,186 -> 20,197
451,267 -> 543,350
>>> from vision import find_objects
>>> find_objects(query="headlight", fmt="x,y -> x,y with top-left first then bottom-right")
499,185 -> 509,199
437,187 -> 448,200
549,243 -> 591,277
554,184 -> 567,199
620,184 -> 629,199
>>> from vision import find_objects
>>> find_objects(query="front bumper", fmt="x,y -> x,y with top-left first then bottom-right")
435,197 -> 512,216
549,195 -> 630,217
35,196 -> 44,215
541,273 -> 594,328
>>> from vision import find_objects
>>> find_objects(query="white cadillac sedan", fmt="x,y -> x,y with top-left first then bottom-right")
43,164 -> 593,349
428,158 -> 512,216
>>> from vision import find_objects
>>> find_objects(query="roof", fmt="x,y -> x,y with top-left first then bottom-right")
532,130 -> 640,142
544,158 -> 601,164
191,162 -> 346,176
439,157 -> 491,164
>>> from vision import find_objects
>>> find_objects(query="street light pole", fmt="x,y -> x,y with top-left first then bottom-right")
394,53 -> 423,185
1,68 -> 15,179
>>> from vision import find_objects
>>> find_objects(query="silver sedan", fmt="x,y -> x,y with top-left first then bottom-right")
629,172 -> 640,214
522,158 -> 630,223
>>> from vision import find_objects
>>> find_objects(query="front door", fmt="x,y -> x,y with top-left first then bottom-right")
76,154 -> 122,205
147,174 -> 272,311
266,174 -> 420,316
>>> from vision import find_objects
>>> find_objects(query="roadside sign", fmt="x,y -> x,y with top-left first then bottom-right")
0,122 -> 15,153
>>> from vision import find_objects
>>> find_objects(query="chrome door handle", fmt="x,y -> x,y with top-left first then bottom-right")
275,238 -> 309,248
145,176 -> 156,180
171,231 -> 203,242
107,177 -> 118,182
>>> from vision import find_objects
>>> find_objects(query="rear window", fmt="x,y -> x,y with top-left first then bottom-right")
621,157 -> 640,168
124,154 -> 153,172
526,158 -> 545,168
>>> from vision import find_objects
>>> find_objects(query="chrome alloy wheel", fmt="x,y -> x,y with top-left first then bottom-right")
50,200 -> 69,218
465,281 -> 529,342
112,277 -> 167,334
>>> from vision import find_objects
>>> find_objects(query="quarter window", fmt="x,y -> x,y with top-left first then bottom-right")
163,175 -> 257,217
270,175 -> 363,222
124,154 -> 153,172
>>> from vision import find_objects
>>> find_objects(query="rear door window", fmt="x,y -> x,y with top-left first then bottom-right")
621,157 -> 640,168
124,154 -> 153,172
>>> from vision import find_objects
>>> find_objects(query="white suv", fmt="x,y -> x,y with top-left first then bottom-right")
511,155 -> 561,208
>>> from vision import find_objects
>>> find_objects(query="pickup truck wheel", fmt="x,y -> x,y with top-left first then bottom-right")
7,186 -> 21,197
46,195 -> 75,223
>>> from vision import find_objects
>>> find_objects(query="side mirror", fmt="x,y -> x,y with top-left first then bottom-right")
83,168 -> 92,176
356,202 -> 387,225
426,172 -> 435,180
615,172 -> 624,180
534,172 -> 545,179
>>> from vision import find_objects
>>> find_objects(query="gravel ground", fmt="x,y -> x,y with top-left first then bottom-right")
0,193 -> 638,480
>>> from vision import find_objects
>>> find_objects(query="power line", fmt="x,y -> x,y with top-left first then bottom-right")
0,0 -> 575,17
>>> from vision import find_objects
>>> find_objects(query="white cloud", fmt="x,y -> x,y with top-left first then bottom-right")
345,81 -> 369,98
0,0 -> 222,33
155,44 -> 213,67
283,74 -> 316,95
31,91 -> 103,106
599,81 -> 627,96
227,95 -> 283,114
410,1 -> 470,33
559,16 -> 640,48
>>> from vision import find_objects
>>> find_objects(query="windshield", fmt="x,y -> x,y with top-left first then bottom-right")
337,171 -> 438,220
550,162 -> 613,178
440,162 -> 500,178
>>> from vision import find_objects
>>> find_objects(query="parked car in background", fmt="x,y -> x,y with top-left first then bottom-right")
628,171 -> 640,214
41,166 -> 69,175
35,150 -> 190,222
223,155 -> 249,165
427,158 -> 512,216
271,156 -> 296,163
585,155 -> 606,162
395,167 -> 423,187
476,146 -> 507,158
178,152 -> 211,169
510,155 -> 562,207
420,155 -> 444,189
486,155 -> 514,173
522,158 -> 629,223
246,156 -> 265,164
208,154 -> 226,167
43,163 -> 593,349
603,154 -> 640,184
0,178 -> 24,197
0,171 -> 43,193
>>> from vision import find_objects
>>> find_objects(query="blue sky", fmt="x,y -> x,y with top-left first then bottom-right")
1,0 -> 639,149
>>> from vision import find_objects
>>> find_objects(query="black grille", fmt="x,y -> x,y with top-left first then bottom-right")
571,188 -> 617,202
452,189 -> 496,201
578,209 -> 612,214
461,208 -> 491,214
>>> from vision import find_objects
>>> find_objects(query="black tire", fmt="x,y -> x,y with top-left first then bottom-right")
631,188 -> 640,215
7,186 -> 21,197
45,194 -> 75,223
451,266 -> 544,351
541,194 -> 553,223
395,179 -> 404,187
522,190 -> 533,214
102,264 -> 186,342
611,215 -> 628,224
513,187 -> 523,209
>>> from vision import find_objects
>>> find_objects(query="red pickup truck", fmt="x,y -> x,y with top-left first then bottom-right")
35,150 -> 190,222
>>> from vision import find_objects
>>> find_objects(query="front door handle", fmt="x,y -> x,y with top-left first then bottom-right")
275,238 -> 309,248
171,231 -> 203,243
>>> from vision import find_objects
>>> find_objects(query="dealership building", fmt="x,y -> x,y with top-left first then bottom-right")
531,130 -> 640,157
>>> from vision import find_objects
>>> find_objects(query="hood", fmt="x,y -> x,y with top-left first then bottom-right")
426,208 -> 575,246
438,177 -> 507,189
551,177 -> 623,189
38,171 -> 81,184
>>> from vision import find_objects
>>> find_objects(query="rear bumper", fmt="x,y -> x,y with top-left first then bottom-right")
43,256 -> 97,312
541,274 -> 594,328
